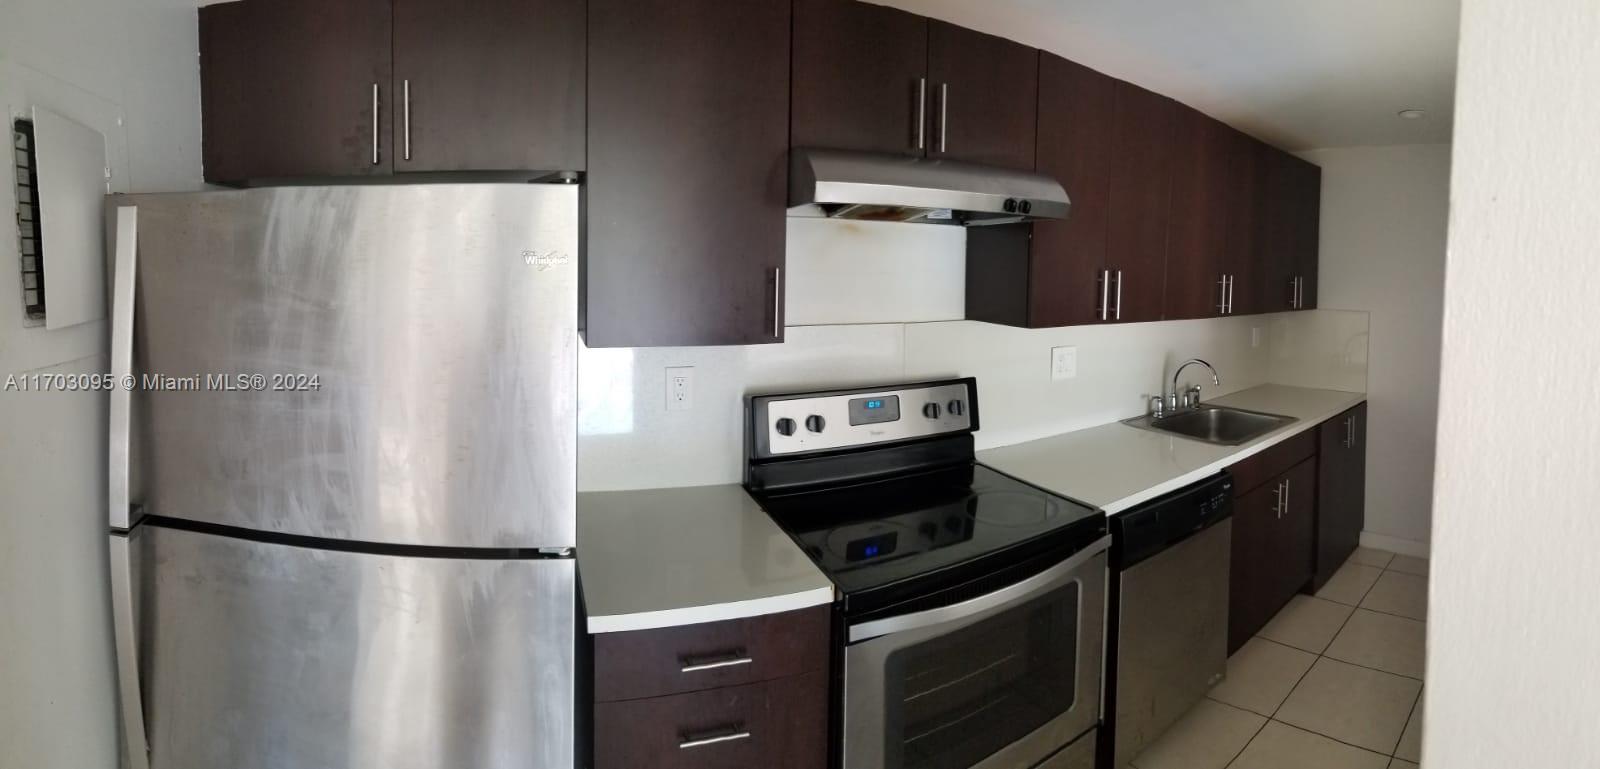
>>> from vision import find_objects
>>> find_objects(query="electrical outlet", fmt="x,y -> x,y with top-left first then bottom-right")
666,366 -> 694,411
1251,327 -> 1262,348
1050,346 -> 1077,381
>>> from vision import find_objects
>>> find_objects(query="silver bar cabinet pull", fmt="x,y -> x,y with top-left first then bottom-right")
1283,479 -> 1291,515
679,727 -> 751,750
916,77 -> 927,151
939,82 -> 949,153
402,79 -> 411,161
772,267 -> 782,338
370,83 -> 380,165
1217,275 -> 1228,314
680,651 -> 754,673
1274,481 -> 1285,518
1227,274 -> 1235,314
1114,270 -> 1123,320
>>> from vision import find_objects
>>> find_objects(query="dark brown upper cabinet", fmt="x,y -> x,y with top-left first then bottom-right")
585,0 -> 791,348
1221,129 -> 1266,315
200,0 -> 393,181
1103,80 -> 1176,323
1256,147 -> 1322,312
391,0 -> 584,173
199,0 -> 585,183
790,0 -> 929,157
1164,105 -> 1235,321
926,21 -> 1039,170
791,5 -> 1036,170
966,53 -> 1113,328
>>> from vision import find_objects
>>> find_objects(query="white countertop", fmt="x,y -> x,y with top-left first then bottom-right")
577,484 -> 835,633
978,384 -> 1367,515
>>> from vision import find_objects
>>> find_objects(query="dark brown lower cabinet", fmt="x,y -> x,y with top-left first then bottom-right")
595,671 -> 828,769
1228,456 -> 1316,654
592,606 -> 830,769
1314,404 -> 1368,590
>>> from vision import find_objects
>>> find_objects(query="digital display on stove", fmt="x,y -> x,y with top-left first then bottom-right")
848,395 -> 901,425
846,532 -> 898,561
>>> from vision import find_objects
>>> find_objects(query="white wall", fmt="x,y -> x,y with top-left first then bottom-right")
1427,0 -> 1600,765
0,1 -> 202,767
1302,145 -> 1450,552
580,217 -> 1368,491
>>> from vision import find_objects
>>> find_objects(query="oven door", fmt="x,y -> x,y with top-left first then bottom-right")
844,538 -> 1109,769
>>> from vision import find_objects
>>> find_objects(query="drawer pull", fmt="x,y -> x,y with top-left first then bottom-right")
680,651 -> 753,673
679,726 -> 751,750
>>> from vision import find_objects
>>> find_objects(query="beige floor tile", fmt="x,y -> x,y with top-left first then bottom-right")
1259,595 -> 1356,653
1209,638 -> 1316,716
1228,721 -> 1389,769
1349,547 -> 1396,569
1275,658 -> 1422,754
1389,760 -> 1420,769
1316,562 -> 1385,605
1388,555 -> 1429,576
1128,698 -> 1264,769
1325,609 -> 1426,679
1396,691 -> 1423,762
1361,571 -> 1429,621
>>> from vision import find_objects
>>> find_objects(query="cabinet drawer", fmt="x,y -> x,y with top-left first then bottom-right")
594,670 -> 829,769
594,606 -> 830,702
1226,430 -> 1316,495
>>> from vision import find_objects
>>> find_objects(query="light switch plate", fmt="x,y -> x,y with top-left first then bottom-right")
1051,346 -> 1077,381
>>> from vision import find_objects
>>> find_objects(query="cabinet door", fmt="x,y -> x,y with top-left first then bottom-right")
1104,81 -> 1176,323
1228,479 -> 1282,653
594,672 -> 828,769
199,0 -> 393,182
926,21 -> 1039,170
1221,130 -> 1263,315
1024,53 -> 1116,327
1164,105 -> 1233,320
1256,147 -> 1322,312
392,0 -> 584,173
1274,458 -> 1318,603
586,0 -> 790,347
1314,404 -> 1367,589
1288,156 -> 1322,310
791,0 -> 929,157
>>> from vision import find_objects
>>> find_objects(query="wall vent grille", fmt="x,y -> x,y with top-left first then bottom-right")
13,119 -> 46,322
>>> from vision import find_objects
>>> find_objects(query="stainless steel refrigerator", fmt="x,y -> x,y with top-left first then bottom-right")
104,184 -> 579,769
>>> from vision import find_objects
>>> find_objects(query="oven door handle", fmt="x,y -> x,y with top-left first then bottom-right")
848,535 -> 1110,643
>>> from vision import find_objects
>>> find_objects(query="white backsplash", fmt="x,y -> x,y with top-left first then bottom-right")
578,218 -> 1369,491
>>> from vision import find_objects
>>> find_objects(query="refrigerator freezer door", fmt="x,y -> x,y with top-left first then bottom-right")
136,523 -> 576,769
118,184 -> 577,548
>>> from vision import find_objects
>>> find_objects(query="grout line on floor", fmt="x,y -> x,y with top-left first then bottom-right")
1388,686 -> 1425,757
1264,718 -> 1395,760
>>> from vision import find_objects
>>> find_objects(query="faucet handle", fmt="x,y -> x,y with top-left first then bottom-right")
1186,383 -> 1204,409
1149,395 -> 1166,419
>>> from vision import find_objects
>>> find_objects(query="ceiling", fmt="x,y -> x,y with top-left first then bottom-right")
872,0 -> 1460,150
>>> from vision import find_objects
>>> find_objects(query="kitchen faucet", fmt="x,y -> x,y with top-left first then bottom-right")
1156,358 -> 1221,417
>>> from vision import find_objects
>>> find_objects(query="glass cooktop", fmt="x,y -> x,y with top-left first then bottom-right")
756,463 -> 1104,612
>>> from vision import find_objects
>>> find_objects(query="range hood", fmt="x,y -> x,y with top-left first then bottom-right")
789,148 -> 1070,226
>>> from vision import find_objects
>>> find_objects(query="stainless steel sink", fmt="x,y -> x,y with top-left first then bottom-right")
1122,405 -> 1297,446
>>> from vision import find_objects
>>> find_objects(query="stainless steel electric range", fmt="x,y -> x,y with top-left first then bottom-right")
745,378 -> 1110,769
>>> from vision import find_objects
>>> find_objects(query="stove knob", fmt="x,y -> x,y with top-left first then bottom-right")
923,402 -> 941,419
805,414 -> 826,433
947,400 -> 965,416
775,417 -> 796,436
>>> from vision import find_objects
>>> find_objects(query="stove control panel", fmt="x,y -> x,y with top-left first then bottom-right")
749,378 -> 977,457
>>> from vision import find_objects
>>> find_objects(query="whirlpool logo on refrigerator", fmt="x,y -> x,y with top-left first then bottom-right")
522,250 -> 570,270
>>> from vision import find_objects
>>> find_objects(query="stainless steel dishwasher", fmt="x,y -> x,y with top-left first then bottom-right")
1100,473 -> 1233,769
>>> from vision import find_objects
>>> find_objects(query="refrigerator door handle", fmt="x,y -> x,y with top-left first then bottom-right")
110,533 -> 150,769
109,206 -> 138,532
